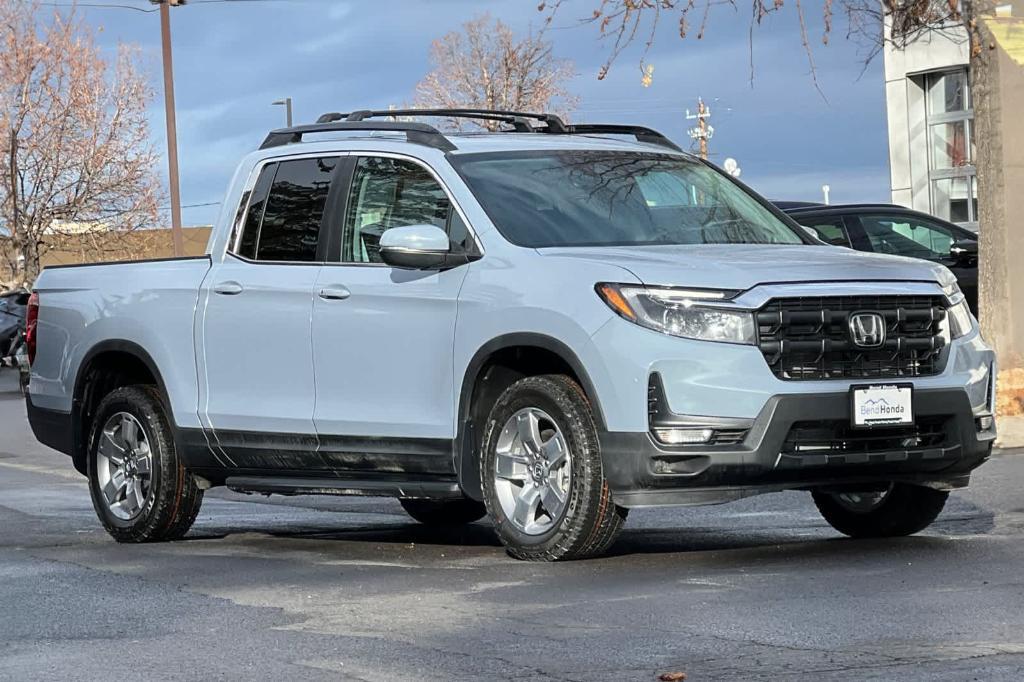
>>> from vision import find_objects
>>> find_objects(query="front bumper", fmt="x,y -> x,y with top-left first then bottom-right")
601,385 -> 995,508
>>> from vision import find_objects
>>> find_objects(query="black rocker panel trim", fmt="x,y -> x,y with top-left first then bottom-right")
179,428 -> 457,481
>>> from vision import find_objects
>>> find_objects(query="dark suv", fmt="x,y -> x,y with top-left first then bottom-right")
779,203 -> 979,314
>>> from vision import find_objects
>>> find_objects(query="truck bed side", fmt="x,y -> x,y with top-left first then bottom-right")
29,256 -> 213,431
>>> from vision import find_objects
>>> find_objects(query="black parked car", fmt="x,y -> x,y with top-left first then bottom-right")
778,203 -> 979,315
0,289 -> 30,358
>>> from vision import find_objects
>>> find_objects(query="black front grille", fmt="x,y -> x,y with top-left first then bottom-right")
757,296 -> 947,380
782,417 -> 949,456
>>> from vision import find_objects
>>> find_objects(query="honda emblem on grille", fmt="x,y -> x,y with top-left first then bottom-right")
849,312 -> 886,348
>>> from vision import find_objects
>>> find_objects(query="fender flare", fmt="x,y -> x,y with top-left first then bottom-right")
71,339 -> 176,473
454,333 -> 606,500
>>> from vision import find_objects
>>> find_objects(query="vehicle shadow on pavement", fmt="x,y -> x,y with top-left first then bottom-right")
182,492 -> 996,561
189,520 -> 506,549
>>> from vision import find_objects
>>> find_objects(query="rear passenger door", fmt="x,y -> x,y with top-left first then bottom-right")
311,155 -> 474,475
198,155 -> 342,469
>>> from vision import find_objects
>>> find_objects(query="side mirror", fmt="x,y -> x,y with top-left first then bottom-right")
949,238 -> 978,265
379,224 -> 451,270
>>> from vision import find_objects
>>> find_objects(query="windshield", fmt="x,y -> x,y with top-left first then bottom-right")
453,151 -> 805,248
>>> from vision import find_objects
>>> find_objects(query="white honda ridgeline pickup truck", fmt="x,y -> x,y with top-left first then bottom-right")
25,109 -> 995,561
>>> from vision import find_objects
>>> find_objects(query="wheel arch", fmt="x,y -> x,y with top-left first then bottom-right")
455,333 -> 606,501
70,340 -> 176,475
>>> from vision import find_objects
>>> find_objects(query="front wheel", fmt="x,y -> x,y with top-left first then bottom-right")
87,385 -> 204,543
480,374 -> 627,561
812,483 -> 949,538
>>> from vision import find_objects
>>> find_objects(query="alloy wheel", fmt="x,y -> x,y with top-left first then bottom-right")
96,412 -> 153,520
492,407 -> 572,535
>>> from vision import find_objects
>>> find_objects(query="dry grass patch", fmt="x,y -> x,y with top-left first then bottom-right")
997,369 -> 1024,417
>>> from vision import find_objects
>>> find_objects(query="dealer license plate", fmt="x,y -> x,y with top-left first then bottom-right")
851,384 -> 914,428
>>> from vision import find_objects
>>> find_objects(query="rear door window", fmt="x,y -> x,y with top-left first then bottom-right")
232,157 -> 339,262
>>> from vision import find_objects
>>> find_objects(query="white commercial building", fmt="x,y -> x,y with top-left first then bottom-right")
883,25 -> 977,229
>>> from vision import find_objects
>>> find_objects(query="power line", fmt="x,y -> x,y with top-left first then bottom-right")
39,0 -> 288,10
38,2 -> 157,10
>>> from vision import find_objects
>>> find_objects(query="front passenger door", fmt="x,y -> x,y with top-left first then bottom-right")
311,156 -> 474,476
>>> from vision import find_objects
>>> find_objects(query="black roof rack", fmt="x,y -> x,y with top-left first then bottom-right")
259,108 -> 682,153
320,108 -> 569,133
259,120 -> 457,152
553,124 -> 683,152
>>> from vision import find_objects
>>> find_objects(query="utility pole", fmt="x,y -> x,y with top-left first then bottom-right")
686,98 -> 714,160
9,130 -> 21,281
152,0 -> 185,257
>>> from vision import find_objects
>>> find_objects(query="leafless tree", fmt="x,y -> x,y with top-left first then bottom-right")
414,14 -> 579,130
0,0 -> 161,286
541,0 -> 1023,371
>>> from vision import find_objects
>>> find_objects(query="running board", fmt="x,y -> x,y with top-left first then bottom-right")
224,476 -> 463,500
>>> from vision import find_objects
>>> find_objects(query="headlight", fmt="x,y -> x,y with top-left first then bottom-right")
596,283 -> 756,344
943,281 -> 964,303
947,299 -> 974,339
941,282 -> 974,339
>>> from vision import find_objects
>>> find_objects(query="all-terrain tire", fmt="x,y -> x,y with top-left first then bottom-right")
87,385 -> 203,543
812,483 -> 949,538
400,498 -> 487,526
480,374 -> 627,561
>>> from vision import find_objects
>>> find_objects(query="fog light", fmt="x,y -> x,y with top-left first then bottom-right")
977,416 -> 994,431
653,427 -> 714,445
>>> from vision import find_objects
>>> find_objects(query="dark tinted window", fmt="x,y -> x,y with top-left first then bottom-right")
453,151 -> 803,248
233,163 -> 276,259
858,214 -> 958,260
800,218 -> 851,247
343,157 -> 458,263
253,157 -> 337,262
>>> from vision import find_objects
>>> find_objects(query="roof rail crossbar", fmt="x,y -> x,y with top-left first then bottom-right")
259,110 -> 680,153
552,124 -> 684,152
259,120 -> 456,152
319,108 -> 567,134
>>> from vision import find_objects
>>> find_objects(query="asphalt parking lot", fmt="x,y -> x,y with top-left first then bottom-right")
2,371 -> 1024,681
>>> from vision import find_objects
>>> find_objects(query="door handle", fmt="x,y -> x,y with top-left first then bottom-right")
213,281 -> 244,296
318,285 -> 351,301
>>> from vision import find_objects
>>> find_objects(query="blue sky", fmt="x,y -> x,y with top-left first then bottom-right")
74,0 -> 892,226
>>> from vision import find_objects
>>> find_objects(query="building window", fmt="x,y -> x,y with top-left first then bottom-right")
925,69 -> 977,227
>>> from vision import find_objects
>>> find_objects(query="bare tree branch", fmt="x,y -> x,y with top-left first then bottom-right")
414,13 -> 578,130
0,0 -> 161,286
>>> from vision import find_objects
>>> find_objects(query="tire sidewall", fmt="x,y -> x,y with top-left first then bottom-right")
87,388 -> 170,537
481,377 -> 601,555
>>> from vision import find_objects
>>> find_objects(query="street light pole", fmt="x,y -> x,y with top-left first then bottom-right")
155,0 -> 184,257
272,97 -> 293,127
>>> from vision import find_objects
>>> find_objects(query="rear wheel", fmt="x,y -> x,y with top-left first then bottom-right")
87,385 -> 203,543
812,483 -> 949,538
400,498 -> 486,526
480,374 -> 627,561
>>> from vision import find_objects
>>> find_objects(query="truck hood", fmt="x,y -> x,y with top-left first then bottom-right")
537,244 -> 950,291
